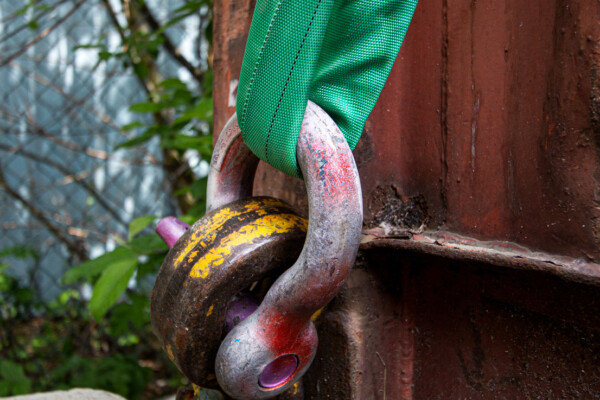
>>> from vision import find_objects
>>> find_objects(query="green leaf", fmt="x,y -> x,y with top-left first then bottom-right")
129,101 -> 163,114
0,382 -> 10,397
173,186 -> 191,196
161,134 -> 212,151
159,78 -> 187,90
132,61 -> 149,80
121,121 -> 144,132
63,247 -> 136,284
128,215 -> 156,240
174,99 -> 213,124
27,20 -> 38,30
0,360 -> 22,381
0,360 -> 31,395
190,177 -> 208,200
109,293 -> 149,336
35,4 -> 53,12
16,2 -> 32,16
98,51 -> 113,61
89,258 -> 138,320
0,245 -> 38,261
179,215 -> 199,226
136,252 -> 166,278
188,201 -> 207,219
127,234 -> 168,255
201,69 -> 213,95
115,129 -> 156,149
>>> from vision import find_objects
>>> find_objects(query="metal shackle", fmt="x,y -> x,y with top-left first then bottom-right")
152,196 -> 307,389
211,101 -> 363,399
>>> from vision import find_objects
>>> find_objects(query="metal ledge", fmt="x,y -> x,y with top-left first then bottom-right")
360,228 -> 600,286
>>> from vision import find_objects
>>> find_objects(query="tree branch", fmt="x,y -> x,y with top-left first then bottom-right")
100,0 -> 197,213
100,0 -> 152,97
0,164 -> 88,261
0,0 -> 87,67
7,62 -> 121,132
0,103 -> 159,166
0,0 -> 70,45
0,143 -> 128,228
136,1 -> 205,84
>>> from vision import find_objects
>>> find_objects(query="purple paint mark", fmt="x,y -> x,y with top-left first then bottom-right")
259,354 -> 298,389
156,217 -> 190,248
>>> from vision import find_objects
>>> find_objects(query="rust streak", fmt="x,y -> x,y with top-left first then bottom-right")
399,262 -> 415,400
440,0 -> 450,214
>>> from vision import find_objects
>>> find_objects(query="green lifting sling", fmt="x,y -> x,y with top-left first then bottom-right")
236,0 -> 419,178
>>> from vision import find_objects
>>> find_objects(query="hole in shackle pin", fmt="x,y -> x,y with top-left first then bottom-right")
258,354 -> 299,389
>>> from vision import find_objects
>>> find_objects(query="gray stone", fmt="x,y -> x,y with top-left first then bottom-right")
1,388 -> 126,400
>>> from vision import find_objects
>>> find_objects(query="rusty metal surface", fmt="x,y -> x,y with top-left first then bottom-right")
364,0 -> 600,261
361,230 -> 600,286
213,0 -> 600,398
306,249 -> 600,399
215,0 -> 600,261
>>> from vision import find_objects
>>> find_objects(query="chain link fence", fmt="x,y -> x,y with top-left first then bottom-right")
0,0 -> 207,300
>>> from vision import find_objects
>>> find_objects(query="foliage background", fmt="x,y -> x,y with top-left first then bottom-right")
0,0 -> 214,398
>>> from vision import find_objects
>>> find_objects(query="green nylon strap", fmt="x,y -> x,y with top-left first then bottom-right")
237,0 -> 418,178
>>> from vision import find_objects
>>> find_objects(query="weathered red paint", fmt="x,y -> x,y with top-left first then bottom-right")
258,311 -> 315,377
213,0 -> 600,398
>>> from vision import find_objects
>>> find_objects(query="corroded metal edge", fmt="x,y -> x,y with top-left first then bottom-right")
361,229 -> 600,286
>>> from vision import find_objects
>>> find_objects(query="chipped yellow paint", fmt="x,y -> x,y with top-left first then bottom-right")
192,383 -> 201,395
189,213 -> 307,278
291,382 -> 299,395
187,250 -> 199,264
174,205 -> 246,268
244,201 -> 268,215
311,307 -> 325,321
243,197 -> 281,215
173,198 -> 288,270
166,343 -> 175,363
206,304 -> 214,317
174,206 -> 244,268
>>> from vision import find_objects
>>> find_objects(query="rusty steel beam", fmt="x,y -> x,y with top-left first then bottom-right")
305,247 -> 600,399
361,230 -> 600,286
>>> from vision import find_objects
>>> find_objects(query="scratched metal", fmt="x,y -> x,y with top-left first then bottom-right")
215,101 -> 363,399
206,113 -> 259,213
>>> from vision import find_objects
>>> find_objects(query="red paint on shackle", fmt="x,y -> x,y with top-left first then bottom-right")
207,101 -> 363,399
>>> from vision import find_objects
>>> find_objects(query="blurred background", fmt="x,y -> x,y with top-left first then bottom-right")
0,0 -> 214,398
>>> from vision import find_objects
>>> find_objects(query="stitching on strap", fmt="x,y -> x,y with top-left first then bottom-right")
239,1 -> 283,134
264,0 -> 323,164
